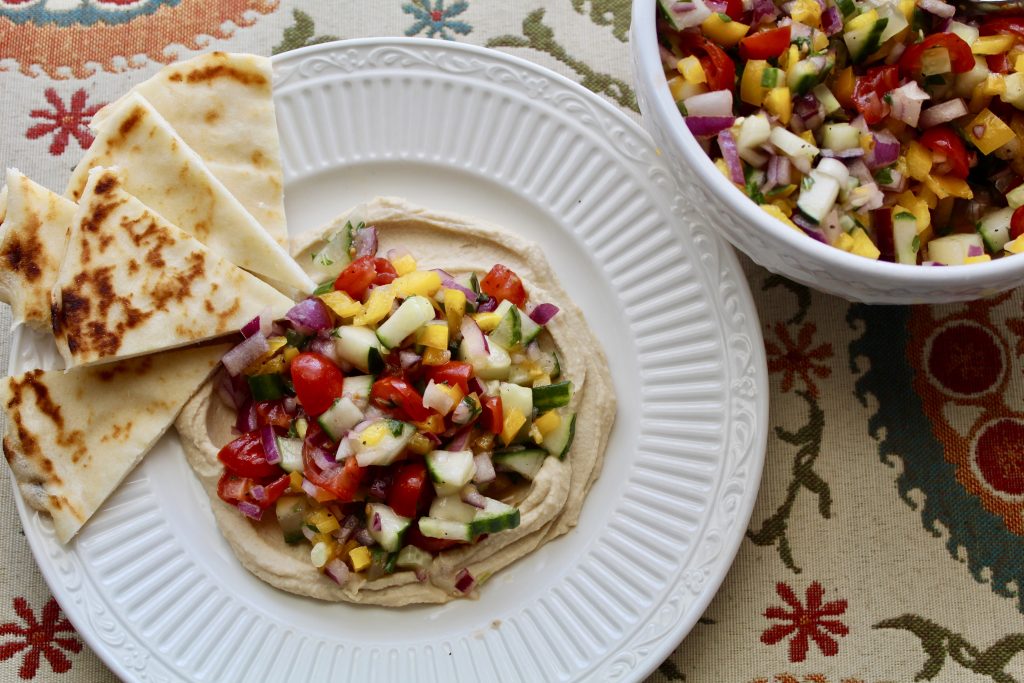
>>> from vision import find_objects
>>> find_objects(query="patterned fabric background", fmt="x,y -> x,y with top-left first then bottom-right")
0,2 -> 1021,682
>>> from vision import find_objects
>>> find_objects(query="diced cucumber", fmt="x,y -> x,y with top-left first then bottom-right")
542,411 -> 576,459
787,58 -> 831,95
770,127 -> 819,167
532,381 -> 573,411
341,375 -> 375,410
426,450 -> 476,496
812,84 -> 842,115
878,3 -> 908,44
499,382 -> 533,443
468,497 -> 520,536
927,233 -> 985,265
308,219 -> 359,281
921,47 -> 952,76
376,296 -> 435,348
844,16 -> 888,64
418,516 -> 472,542
429,494 -> 478,523
955,57 -> 990,98
978,207 -> 1014,253
459,338 -> 511,380
334,326 -> 385,373
494,449 -> 548,480
275,435 -> 304,473
489,301 -> 522,349
737,114 -> 772,165
317,396 -> 364,442
893,211 -> 920,265
520,312 -> 541,344
657,0 -> 711,30
947,20 -> 979,47
396,545 -> 433,571
312,281 -> 335,296
366,503 -> 411,553
815,158 -> 850,187
247,374 -> 286,401
821,123 -> 860,152
1009,185 -> 1024,209
353,419 -> 415,466
835,0 -> 856,16
797,171 -> 841,224
451,394 -> 482,425
275,496 -> 309,544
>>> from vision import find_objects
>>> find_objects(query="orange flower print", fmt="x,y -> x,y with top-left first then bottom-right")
765,322 -> 833,399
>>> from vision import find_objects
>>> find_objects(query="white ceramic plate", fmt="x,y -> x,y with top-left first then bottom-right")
9,39 -> 767,682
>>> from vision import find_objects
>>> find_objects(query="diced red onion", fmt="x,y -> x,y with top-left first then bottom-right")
325,558 -> 350,585
283,397 -> 298,414
789,21 -> 812,40
235,399 -> 258,434
335,437 -> 355,461
686,116 -> 736,137
473,452 -> 496,484
222,476 -> 247,500
919,99 -> 967,129
241,309 -> 273,339
794,93 -> 821,121
922,261 -> 947,266
461,487 -> 487,509
752,0 -> 778,24
878,169 -> 907,192
369,477 -> 390,501
222,332 -> 268,376
308,336 -> 342,365
302,525 -> 317,541
249,485 -> 266,502
886,42 -> 906,64
414,569 -> 428,582
355,528 -> 375,546
371,512 -> 382,532
460,316 -> 490,357
767,155 -> 791,189
867,131 -> 900,169
286,298 -> 332,334
889,81 -> 930,128
260,425 -> 281,465
386,246 -> 411,262
528,303 -> 559,325
684,89 -> 733,117
469,377 -> 487,396
400,350 -> 422,369
717,130 -> 744,184
848,160 -> 873,184
311,446 -> 337,472
352,226 -> 378,259
447,428 -> 472,452
819,148 -> 865,159
333,514 -> 359,543
237,501 -> 262,521
822,6 -> 842,35
301,478 -> 322,499
476,297 -> 498,313
918,0 -> 955,17
968,245 -> 984,257
659,45 -> 678,71
705,0 -> 726,10
974,125 -> 987,139
454,568 -> 475,593
432,270 -> 477,300
216,371 -> 241,410
793,214 -> 829,244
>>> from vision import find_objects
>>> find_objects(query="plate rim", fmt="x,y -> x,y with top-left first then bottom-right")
8,37 -> 769,683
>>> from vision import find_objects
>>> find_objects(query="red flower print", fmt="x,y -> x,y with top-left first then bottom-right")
0,597 -> 81,679
761,581 -> 849,663
765,322 -> 833,399
26,89 -> 106,156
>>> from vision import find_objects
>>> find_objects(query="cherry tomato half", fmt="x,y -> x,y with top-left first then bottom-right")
333,256 -> 398,300
480,264 -> 527,308
739,26 -> 791,60
981,16 -> 1024,39
387,462 -> 430,518
304,451 -> 366,502
900,33 -> 974,76
290,352 -> 345,417
216,472 -> 290,509
480,395 -> 503,435
255,400 -> 291,429
1011,206 -> 1024,240
425,361 -> 474,394
853,65 -> 900,125
371,376 -> 432,422
218,431 -> 281,479
679,32 -> 736,92
920,126 -> 970,179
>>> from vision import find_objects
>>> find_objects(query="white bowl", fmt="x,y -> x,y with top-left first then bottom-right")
630,0 -> 1024,304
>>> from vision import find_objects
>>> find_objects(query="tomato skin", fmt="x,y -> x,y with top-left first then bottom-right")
216,472 -> 290,509
304,448 -> 366,502
480,264 -> 527,307
1011,206 -> 1024,240
387,462 -> 429,518
480,395 -> 503,435
371,376 -> 432,422
255,401 -> 291,429
920,126 -> 970,179
900,34 -> 974,75
981,17 -> 1024,38
680,33 -> 736,92
290,352 -> 345,417
739,26 -> 791,60
853,65 -> 900,125
724,0 -> 744,22
218,431 -> 281,479
405,524 -> 466,554
371,258 -> 397,286
333,256 -> 377,300
425,361 -> 473,394
987,52 -> 1012,74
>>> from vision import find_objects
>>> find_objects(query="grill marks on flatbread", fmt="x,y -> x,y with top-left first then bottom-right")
0,170 -> 76,329
52,167 -> 294,368
1,344 -> 229,544
90,52 -> 288,249
67,93 -> 312,294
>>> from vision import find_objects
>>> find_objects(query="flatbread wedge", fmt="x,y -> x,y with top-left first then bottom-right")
0,170 -> 76,329
66,93 -> 313,294
90,52 -> 288,249
1,342 -> 230,544
52,167 -> 294,368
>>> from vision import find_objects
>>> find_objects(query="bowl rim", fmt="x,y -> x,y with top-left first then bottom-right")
631,0 -> 1024,286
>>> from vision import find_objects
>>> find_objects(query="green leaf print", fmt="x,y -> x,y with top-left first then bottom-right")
272,10 -> 340,56
571,0 -> 631,42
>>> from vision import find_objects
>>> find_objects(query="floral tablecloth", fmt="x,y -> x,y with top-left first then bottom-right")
1,2 -> 1022,682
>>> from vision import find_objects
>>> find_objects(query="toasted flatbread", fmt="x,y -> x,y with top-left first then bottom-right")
66,93 -> 312,294
91,52 -> 288,249
52,167 -> 294,368
0,170 -> 77,330
1,343 -> 230,544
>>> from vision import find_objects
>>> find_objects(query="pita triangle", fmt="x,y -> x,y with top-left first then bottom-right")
52,167 -> 294,368
0,169 -> 77,330
66,93 -> 312,294
91,52 -> 289,249
1,343 -> 229,543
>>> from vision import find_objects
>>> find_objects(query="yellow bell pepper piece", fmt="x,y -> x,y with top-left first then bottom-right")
473,311 -> 502,331
1016,54 -> 1024,73
972,35 -> 1015,55
905,141 -> 933,181
677,55 -> 707,84
966,108 -> 1017,154
965,254 -> 992,264
534,410 -> 562,436
833,232 -> 856,252
763,87 -> 792,124
393,270 -> 442,298
925,175 -> 974,200
667,75 -> 688,102
501,408 -> 527,445
740,59 -> 767,105
444,288 -> 466,336
248,354 -> 286,377
283,347 -> 299,364
832,67 -> 855,108
846,9 -> 878,32
417,321 -> 449,350
422,348 -> 451,366
289,471 -> 303,492
319,290 -> 363,318
899,0 -> 915,19
702,13 -> 749,47
244,335 -> 287,374
983,74 -> 1007,96
791,0 -> 822,26
761,203 -> 799,230
391,253 -> 417,276
307,510 -> 341,535
1005,235 -> 1024,253
812,30 -> 829,52
359,422 -> 388,447
353,285 -> 395,326
894,193 -> 931,231
850,227 -> 881,260
349,546 -> 372,573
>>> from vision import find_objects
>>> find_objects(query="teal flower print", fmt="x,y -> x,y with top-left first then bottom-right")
403,0 -> 472,40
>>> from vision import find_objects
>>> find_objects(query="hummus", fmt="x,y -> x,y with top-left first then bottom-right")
174,197 -> 615,605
